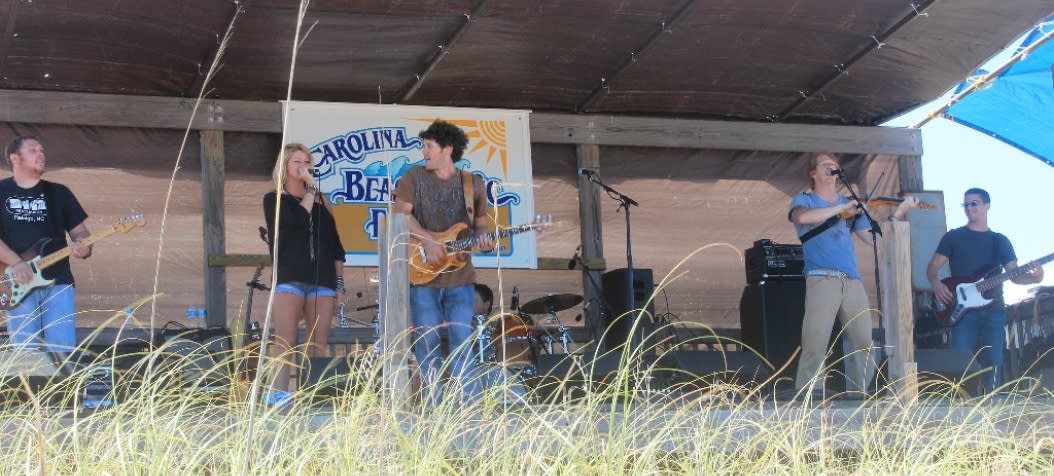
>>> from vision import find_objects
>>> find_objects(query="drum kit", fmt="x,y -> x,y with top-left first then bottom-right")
473,292 -> 583,376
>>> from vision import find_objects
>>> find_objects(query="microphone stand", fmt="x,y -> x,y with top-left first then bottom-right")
835,170 -> 887,361
584,172 -> 641,353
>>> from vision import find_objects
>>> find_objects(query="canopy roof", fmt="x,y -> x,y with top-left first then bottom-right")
944,18 -> 1054,168
2,0 -> 1052,125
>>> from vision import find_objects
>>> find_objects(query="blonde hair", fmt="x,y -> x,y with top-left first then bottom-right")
272,143 -> 312,191
806,152 -> 839,187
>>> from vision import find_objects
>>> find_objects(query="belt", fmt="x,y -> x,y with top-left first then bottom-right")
806,269 -> 851,279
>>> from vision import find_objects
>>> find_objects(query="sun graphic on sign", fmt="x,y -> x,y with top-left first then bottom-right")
413,118 -> 510,177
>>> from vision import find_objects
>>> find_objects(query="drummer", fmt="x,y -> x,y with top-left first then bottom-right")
473,283 -> 494,318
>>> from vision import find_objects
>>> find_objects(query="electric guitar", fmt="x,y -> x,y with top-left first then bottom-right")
408,215 -> 552,285
934,252 -> 1054,327
0,213 -> 147,310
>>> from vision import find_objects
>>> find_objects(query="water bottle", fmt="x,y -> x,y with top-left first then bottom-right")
186,306 -> 197,328
82,364 -> 114,409
199,306 -> 208,328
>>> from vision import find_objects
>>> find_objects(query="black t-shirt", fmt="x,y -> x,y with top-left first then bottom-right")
263,191 -> 346,289
935,226 -> 1017,301
0,178 -> 89,285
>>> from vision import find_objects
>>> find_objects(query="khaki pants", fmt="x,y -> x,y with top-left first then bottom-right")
795,275 -> 875,393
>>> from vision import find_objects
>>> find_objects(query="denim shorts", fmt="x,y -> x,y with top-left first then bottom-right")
273,281 -> 336,298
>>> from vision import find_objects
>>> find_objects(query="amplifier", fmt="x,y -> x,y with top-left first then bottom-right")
744,239 -> 804,283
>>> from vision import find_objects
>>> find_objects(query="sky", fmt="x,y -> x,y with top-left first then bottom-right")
883,33 -> 1053,304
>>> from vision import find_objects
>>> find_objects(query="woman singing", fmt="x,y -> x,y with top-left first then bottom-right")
263,143 -> 346,404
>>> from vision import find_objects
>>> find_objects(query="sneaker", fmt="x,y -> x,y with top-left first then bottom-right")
264,390 -> 294,408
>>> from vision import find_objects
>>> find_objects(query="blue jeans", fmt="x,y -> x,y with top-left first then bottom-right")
6,285 -> 77,354
410,284 -> 479,405
951,306 -> 1006,392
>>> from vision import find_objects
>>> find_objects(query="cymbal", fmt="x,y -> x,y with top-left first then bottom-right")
520,293 -> 583,314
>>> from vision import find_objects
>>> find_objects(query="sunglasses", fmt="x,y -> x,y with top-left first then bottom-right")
961,200 -> 985,208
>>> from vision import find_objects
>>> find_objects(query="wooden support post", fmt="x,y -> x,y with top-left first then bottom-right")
576,144 -> 606,351
881,220 -> 916,401
200,130 -> 227,327
898,155 -> 924,192
379,212 -> 412,410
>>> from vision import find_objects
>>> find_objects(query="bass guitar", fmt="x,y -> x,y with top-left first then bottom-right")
0,213 -> 147,310
935,251 -> 1054,327
408,215 -> 552,285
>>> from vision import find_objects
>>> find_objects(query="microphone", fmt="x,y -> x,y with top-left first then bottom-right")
511,286 -> 519,311
567,245 -> 581,269
578,168 -> 597,176
826,168 -> 843,176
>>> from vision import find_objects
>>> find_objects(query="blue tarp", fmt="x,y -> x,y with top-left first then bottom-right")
945,19 -> 1054,168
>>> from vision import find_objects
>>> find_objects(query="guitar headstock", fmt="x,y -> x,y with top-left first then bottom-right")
530,214 -> 554,234
114,213 -> 147,233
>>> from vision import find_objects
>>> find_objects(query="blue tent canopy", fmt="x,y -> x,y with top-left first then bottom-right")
945,19 -> 1054,168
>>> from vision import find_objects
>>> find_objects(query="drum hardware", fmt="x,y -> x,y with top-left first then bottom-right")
337,301 -> 377,328
474,314 -> 496,364
519,293 -> 583,315
520,293 -> 582,355
337,301 -> 381,355
538,313 -> 575,355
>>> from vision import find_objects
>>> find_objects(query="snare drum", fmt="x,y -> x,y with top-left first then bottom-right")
489,313 -> 538,370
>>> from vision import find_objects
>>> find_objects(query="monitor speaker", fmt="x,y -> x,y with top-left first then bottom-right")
299,355 -> 376,398
659,350 -> 772,393
602,268 -> 657,355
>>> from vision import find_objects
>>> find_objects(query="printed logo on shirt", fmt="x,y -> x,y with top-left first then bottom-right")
6,194 -> 47,223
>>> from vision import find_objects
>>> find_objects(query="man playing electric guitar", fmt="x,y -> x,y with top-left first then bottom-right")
0,136 -> 92,356
393,119 -> 494,406
927,187 -> 1043,392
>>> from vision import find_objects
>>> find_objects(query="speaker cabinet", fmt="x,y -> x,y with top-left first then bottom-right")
659,350 -> 772,393
739,279 -> 847,389
299,355 -> 376,399
914,348 -> 983,396
739,279 -> 805,371
602,268 -> 657,355
525,352 -> 656,403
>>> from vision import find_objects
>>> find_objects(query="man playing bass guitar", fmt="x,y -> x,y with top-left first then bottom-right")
393,119 -> 494,406
927,187 -> 1043,392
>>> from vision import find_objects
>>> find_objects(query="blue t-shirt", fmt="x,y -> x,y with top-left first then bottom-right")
935,226 -> 1015,302
788,192 -> 870,279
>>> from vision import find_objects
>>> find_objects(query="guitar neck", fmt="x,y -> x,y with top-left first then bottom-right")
977,252 -> 1054,293
445,225 -> 531,253
35,227 -> 118,270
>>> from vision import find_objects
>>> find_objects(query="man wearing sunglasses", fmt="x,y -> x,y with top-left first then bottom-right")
927,188 -> 1044,392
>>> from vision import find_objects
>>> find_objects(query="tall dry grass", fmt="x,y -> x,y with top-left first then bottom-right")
0,311 -> 1053,475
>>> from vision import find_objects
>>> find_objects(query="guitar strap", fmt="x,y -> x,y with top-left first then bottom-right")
461,170 -> 475,222
461,169 -> 493,225
799,215 -> 840,245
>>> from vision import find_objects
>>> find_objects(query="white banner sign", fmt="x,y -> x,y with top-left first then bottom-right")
283,101 -> 536,268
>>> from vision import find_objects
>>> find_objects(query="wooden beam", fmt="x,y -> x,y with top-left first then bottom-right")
531,112 -> 923,155
0,89 -> 281,132
0,89 -> 923,154
200,130 -> 226,328
577,143 -> 606,351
